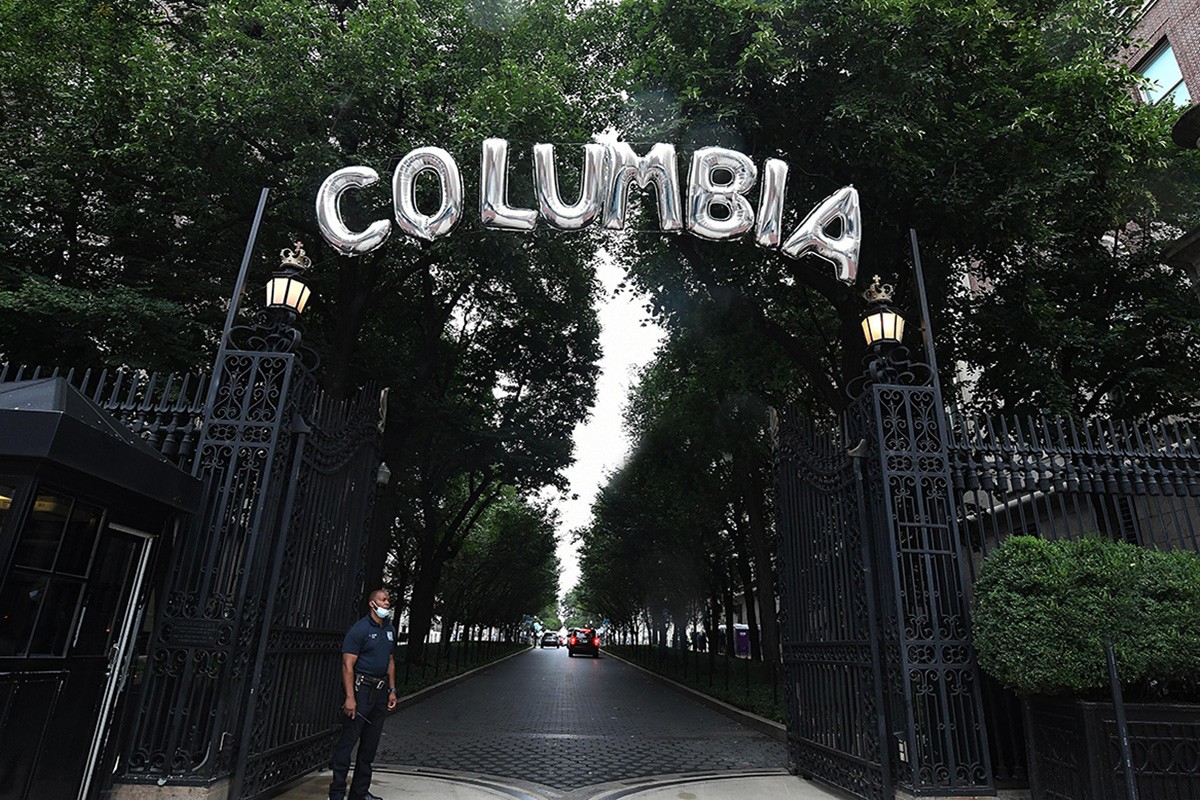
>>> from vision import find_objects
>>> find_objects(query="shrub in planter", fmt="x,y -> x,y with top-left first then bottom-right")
972,535 -> 1200,699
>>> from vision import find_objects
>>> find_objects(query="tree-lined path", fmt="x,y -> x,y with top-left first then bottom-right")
372,647 -> 786,790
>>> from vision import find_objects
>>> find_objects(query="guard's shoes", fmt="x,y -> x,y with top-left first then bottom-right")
350,793 -> 383,800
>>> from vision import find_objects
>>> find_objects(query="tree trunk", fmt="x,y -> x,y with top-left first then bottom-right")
734,531 -> 761,661
404,547 -> 445,665
741,455 -> 781,679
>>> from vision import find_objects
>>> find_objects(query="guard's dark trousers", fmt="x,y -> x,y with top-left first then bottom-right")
329,684 -> 388,799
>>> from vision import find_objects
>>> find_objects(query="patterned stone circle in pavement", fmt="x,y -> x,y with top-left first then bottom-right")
374,647 -> 786,791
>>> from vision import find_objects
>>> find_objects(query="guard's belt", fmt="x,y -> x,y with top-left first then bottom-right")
354,672 -> 387,690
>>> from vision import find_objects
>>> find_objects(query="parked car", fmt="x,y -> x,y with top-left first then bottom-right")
567,627 -> 600,658
540,631 -> 560,648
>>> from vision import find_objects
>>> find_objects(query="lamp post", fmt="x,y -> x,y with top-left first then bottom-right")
266,242 -> 313,318
860,275 -> 905,348
256,242 -> 314,355
846,274 -> 928,398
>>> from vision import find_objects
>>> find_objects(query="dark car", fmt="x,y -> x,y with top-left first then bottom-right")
540,631 -> 560,648
567,627 -> 600,658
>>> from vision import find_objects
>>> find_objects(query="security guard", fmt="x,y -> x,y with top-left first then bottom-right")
328,588 -> 398,800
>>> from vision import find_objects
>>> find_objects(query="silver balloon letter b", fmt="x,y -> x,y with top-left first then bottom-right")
781,186 -> 861,284
686,147 -> 757,240
316,166 -> 392,256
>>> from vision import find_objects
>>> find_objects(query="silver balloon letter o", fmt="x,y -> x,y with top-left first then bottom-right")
393,147 -> 464,242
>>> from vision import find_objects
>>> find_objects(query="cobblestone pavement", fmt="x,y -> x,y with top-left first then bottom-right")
372,646 -> 787,790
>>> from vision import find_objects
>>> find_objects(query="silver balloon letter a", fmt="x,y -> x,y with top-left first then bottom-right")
392,147 -> 464,242
316,166 -> 392,256
781,186 -> 861,284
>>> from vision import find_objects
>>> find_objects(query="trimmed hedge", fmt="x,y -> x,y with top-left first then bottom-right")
972,535 -> 1200,697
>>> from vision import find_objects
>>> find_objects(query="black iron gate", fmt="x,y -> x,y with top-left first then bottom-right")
119,323 -> 384,798
234,386 -> 385,799
773,408 -> 891,800
774,380 -> 995,799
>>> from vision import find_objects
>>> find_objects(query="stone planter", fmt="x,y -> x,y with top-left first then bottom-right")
1024,695 -> 1200,800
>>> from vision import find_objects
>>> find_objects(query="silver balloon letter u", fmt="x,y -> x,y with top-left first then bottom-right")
533,143 -> 605,230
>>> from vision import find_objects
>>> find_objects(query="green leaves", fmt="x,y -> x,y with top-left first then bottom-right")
973,535 -> 1200,696
612,0 -> 1200,418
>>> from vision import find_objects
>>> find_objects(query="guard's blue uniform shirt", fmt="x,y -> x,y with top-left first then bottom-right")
341,615 -> 394,676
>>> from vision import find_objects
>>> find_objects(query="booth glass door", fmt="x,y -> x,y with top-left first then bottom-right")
0,489 -> 153,800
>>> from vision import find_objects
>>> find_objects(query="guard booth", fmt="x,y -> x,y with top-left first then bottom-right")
0,378 -> 201,800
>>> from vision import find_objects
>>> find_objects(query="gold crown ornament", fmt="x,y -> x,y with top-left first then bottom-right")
862,275 -> 894,304
280,241 -> 311,272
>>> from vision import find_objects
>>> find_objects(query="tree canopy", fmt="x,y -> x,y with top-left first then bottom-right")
609,0 -> 1200,418
4,0 -> 1200,662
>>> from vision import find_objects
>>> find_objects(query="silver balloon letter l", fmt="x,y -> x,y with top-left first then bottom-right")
480,138 -> 538,231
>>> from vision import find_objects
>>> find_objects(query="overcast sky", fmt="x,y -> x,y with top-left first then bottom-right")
546,251 -> 665,599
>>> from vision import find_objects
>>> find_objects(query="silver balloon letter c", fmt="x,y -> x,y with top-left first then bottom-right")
315,166 -> 392,256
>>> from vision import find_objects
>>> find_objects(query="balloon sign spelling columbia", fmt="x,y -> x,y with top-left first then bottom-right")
316,139 -> 861,284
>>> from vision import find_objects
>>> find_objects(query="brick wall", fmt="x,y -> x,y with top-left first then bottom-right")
1127,0 -> 1200,101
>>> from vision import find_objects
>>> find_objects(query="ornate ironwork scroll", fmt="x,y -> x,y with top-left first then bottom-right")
853,385 -> 993,796
773,407 -> 890,800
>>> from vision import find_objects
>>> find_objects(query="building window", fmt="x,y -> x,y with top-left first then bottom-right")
1139,42 -> 1191,107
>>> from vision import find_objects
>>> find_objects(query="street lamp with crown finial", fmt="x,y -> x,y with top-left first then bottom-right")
266,241 -> 312,315
860,274 -> 905,347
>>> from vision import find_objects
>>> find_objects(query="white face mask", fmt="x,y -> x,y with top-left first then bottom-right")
373,604 -> 391,620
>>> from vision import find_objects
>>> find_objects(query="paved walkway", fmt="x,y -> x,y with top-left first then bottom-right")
280,766 -> 841,800
277,647 -> 847,800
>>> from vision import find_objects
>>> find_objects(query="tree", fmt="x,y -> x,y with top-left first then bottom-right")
437,493 -> 561,643
610,0 -> 1200,418
0,0 -> 623,663
580,302 -> 805,668
560,585 -> 602,629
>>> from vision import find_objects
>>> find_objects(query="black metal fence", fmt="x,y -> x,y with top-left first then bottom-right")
947,412 -> 1200,790
604,638 -> 784,723
0,363 -> 208,466
2,320 -> 385,800
775,387 -> 1200,800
